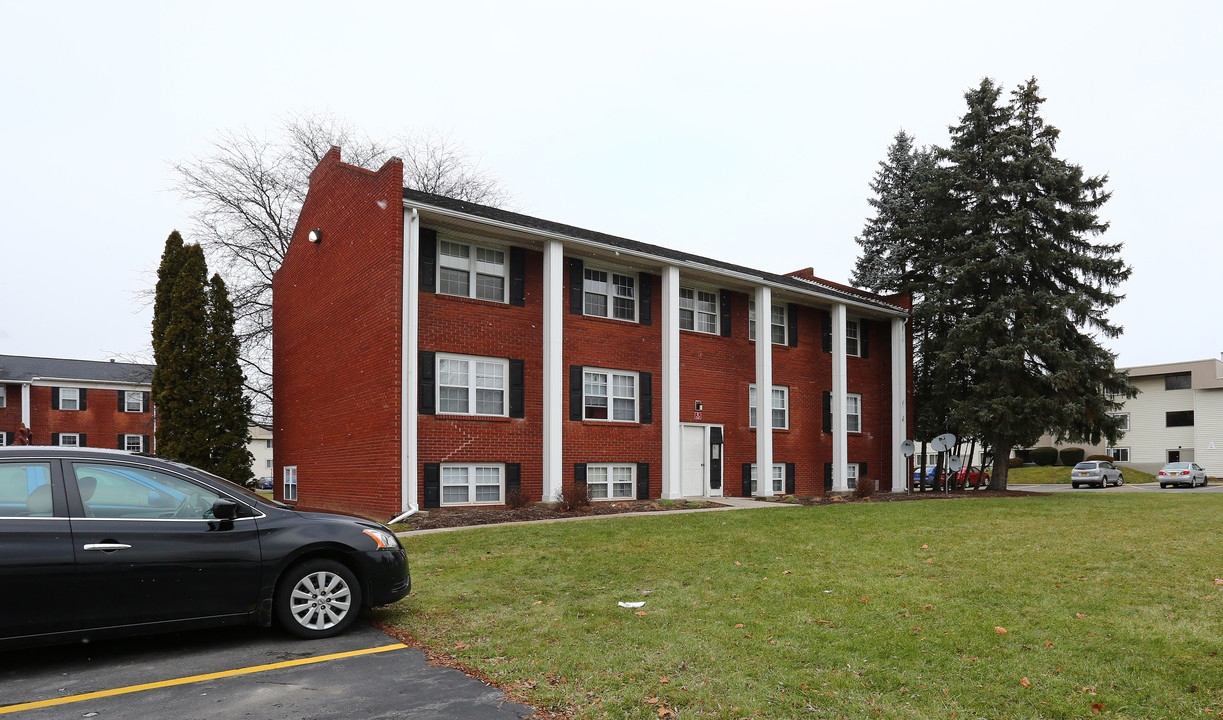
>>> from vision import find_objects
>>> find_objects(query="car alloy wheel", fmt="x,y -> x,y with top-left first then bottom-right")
276,559 -> 363,639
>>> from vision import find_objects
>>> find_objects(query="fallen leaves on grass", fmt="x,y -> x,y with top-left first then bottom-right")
1020,677 -> 1032,689
995,627 -> 1008,635
1091,702 -> 1105,713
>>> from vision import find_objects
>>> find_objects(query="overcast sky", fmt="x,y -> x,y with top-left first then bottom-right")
2,1 -> 1218,370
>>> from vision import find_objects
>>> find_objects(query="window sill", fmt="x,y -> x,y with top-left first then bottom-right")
748,427 -> 791,433
430,292 -> 513,309
578,420 -> 646,428
578,313 -> 643,327
431,414 -> 514,423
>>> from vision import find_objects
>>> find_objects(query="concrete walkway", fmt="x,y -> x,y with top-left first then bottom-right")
398,495 -> 791,536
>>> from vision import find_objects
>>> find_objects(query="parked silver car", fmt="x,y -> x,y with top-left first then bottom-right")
1158,462 -> 1208,488
1070,460 -> 1124,489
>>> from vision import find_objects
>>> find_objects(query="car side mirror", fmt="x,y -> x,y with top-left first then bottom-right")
211,499 -> 239,520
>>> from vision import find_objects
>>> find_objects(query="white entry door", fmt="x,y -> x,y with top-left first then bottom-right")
681,425 -> 707,497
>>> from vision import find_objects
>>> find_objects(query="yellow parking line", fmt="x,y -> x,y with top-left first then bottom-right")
0,642 -> 406,715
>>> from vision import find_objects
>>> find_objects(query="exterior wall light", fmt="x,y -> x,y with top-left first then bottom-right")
308,229 -> 323,243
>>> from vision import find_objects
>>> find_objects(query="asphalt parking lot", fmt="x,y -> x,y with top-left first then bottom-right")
0,623 -> 534,720
1009,480 -> 1223,493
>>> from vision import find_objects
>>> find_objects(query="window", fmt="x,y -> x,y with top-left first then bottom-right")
58,388 -> 81,411
58,433 -> 80,447
0,385 -> 5,408
749,385 -> 789,429
0,433 -> 5,447
265,458 -> 273,469
284,466 -> 298,501
438,238 -> 507,302
847,463 -> 859,490
846,320 -> 861,357
847,394 -> 862,433
748,301 -> 787,344
584,268 -> 636,321
587,464 -> 636,500
441,464 -> 503,505
583,369 -> 638,422
72,462 -> 222,520
1106,448 -> 1130,462
679,287 -> 718,334
1166,410 -> 1194,427
1110,413 -> 1130,431
437,353 -> 508,416
0,462 -> 53,518
124,391 -> 145,413
265,439 -> 273,449
749,463 -> 785,494
123,435 -> 144,452
1165,372 -> 1191,390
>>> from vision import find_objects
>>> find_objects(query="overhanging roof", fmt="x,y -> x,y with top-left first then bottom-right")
0,355 -> 154,386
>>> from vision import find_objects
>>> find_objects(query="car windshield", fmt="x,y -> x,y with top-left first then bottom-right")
1072,462 -> 1097,470
1164,463 -> 1190,470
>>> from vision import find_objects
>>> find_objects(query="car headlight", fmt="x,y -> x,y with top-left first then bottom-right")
363,527 -> 400,550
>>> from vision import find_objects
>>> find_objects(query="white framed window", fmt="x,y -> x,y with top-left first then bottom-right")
58,388 -> 81,411
283,466 -> 298,501
124,391 -> 145,412
441,464 -> 504,505
748,301 -> 787,344
265,439 -> 273,449
437,353 -> 508,416
749,384 -> 789,429
58,433 -> 80,447
749,463 -> 785,494
847,463 -> 859,490
1110,413 -> 1130,431
0,385 -> 6,408
584,267 -> 637,321
123,434 -> 144,452
265,458 -> 273,469
847,394 -> 862,433
679,287 -> 718,334
0,432 -> 6,446
587,464 -> 636,500
846,320 -> 861,357
1107,447 -> 1130,462
438,238 -> 507,303
583,368 -> 638,422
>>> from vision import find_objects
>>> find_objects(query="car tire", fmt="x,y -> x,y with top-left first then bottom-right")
1072,483 -> 1079,489
275,559 -> 363,639
1118,475 -> 1124,485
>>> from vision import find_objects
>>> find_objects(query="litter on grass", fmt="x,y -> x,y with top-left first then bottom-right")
618,601 -> 646,608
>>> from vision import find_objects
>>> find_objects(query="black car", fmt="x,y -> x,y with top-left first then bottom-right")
0,447 -> 410,649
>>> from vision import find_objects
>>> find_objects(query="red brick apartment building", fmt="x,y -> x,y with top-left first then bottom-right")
273,150 -> 913,521
0,355 -> 154,451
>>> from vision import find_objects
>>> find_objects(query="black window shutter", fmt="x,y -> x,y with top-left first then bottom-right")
505,463 -> 521,494
143,435 -> 150,452
821,310 -> 832,353
860,462 -> 868,481
636,462 -> 650,499
117,390 -> 126,412
785,462 -> 796,494
509,359 -> 525,418
79,433 -> 87,447
509,247 -> 525,306
860,320 -> 870,359
742,464 -> 753,496
719,290 -> 732,337
567,258 -> 584,314
639,372 -> 652,424
118,434 -> 125,450
824,463 -> 833,492
569,365 -> 584,421
52,433 -> 60,446
423,463 -> 441,508
51,388 -> 60,410
143,392 -> 151,412
419,228 -> 437,293
574,463 -> 587,494
4,432 -> 12,445
638,273 -> 653,325
823,391 -> 832,433
79,390 -> 87,412
787,304 -> 799,347
418,351 -> 436,415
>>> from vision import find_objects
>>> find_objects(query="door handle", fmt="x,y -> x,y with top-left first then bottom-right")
83,543 -> 132,551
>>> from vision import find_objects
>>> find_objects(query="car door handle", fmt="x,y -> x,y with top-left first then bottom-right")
83,543 -> 132,552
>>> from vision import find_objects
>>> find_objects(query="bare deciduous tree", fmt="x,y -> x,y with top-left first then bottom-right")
171,113 -> 511,422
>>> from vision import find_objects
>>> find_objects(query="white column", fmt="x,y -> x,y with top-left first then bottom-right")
890,317 -> 908,493
21,383 -> 31,427
831,303 -> 848,492
661,266 -> 682,499
402,209 -> 420,514
754,286 -> 773,497
542,240 -> 565,502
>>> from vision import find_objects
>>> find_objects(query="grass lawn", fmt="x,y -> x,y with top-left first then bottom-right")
1009,465 -> 1157,485
377,494 -> 1223,718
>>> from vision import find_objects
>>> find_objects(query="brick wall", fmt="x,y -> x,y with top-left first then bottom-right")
272,149 -> 405,520
0,385 -> 153,448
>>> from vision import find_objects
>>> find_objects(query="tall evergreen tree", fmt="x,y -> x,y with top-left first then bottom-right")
205,274 -> 254,483
151,231 -> 185,361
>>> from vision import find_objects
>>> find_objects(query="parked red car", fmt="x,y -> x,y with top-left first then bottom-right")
953,466 -> 990,487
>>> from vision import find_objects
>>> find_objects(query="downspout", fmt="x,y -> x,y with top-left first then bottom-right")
389,207 -> 421,525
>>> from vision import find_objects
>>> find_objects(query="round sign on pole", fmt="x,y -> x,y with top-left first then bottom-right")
947,456 -> 963,472
931,433 -> 956,452
900,440 -> 915,458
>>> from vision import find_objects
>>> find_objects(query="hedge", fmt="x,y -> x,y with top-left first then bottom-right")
1030,446 -> 1059,466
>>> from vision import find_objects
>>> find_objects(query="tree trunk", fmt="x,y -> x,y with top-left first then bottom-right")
989,435 -> 1012,490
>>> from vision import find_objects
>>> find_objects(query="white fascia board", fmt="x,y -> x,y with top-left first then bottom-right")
29,378 -> 151,391
403,201 -> 908,318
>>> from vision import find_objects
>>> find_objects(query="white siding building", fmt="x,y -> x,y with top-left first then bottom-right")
247,425 -> 274,484
1107,358 -> 1223,474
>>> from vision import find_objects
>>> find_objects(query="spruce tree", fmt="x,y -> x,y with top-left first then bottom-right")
206,274 -> 254,484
